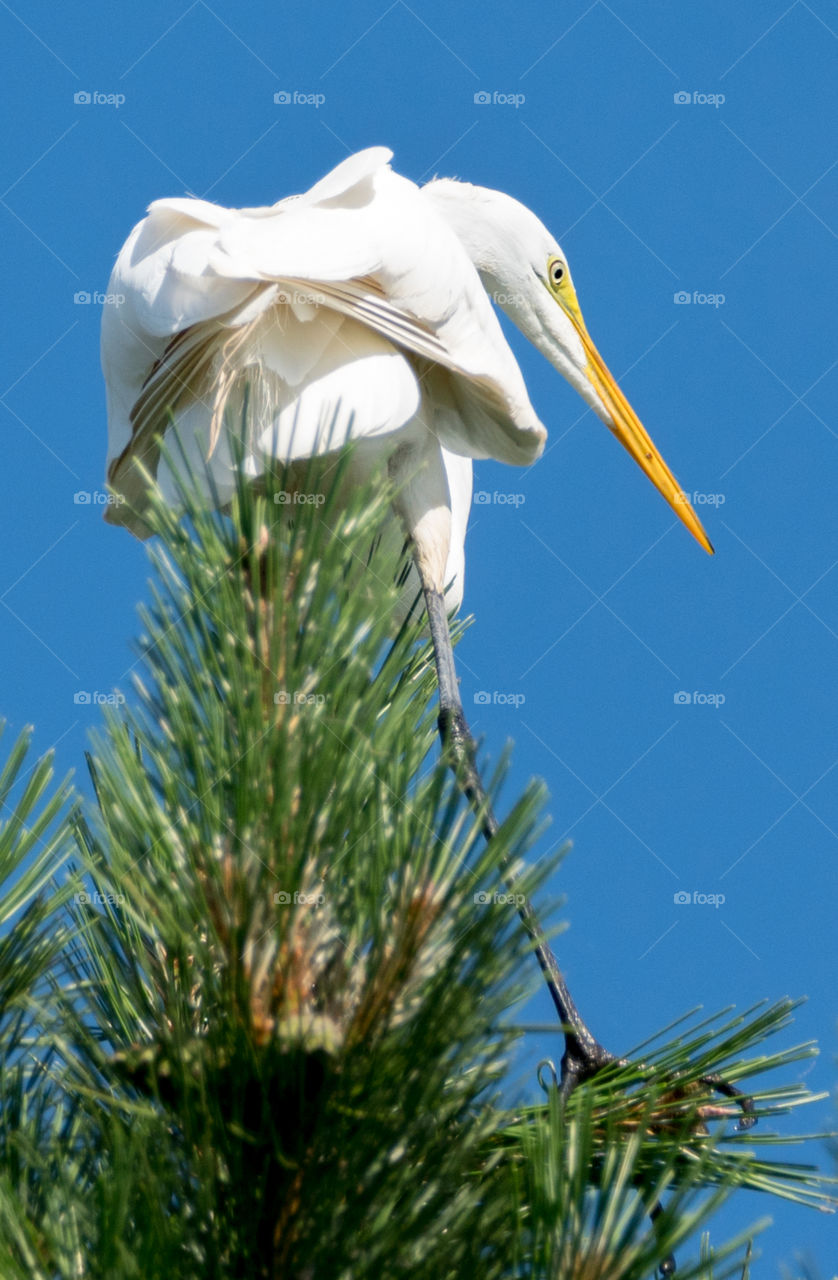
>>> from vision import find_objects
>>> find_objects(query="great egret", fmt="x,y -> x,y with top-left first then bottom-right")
102,147 -> 738,1112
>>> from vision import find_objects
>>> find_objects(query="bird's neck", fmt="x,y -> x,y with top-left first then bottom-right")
422,179 -> 520,295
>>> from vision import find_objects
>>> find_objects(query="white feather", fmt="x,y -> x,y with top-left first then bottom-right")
101,148 -> 552,602
246,317 -> 421,463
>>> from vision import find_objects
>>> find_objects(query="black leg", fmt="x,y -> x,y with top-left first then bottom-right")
424,585 -> 760,1279
422,584 -> 759,1122
423,586 -> 613,1087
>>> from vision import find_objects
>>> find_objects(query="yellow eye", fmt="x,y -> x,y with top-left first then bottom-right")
548,257 -> 565,290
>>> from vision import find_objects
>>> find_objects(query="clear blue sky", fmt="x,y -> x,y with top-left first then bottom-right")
1,2 -> 836,1271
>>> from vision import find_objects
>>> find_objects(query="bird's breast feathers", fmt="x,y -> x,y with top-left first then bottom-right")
102,148 -> 546,520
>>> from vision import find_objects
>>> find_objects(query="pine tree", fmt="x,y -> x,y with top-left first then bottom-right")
0,452 -> 832,1278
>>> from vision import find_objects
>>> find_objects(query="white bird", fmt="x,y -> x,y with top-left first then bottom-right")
102,146 -> 711,608
101,146 -> 719,1095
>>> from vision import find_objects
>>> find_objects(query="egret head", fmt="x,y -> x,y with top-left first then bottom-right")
425,180 -> 712,554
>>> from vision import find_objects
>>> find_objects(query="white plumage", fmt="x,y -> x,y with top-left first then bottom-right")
102,146 -> 711,618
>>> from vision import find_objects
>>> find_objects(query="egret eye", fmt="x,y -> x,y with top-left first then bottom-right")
548,258 -> 565,289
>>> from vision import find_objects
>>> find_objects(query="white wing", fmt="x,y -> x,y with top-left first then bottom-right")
102,147 -> 545,538
205,163 -> 546,461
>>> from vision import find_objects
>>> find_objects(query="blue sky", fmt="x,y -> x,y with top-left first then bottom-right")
1,1 -> 836,1270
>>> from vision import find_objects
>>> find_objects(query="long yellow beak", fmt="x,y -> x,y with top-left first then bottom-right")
562,299 -> 714,555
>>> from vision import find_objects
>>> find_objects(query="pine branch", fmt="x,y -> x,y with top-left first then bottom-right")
0,448 -> 831,1278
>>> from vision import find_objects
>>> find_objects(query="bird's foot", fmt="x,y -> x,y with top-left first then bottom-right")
555,1034 -> 618,1104
540,1040 -> 755,1279
546,1036 -> 756,1130
692,1070 -> 757,1130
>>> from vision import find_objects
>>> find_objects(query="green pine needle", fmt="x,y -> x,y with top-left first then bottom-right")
0,442 -> 832,1278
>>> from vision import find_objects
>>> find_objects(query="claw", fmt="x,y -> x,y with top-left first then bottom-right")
698,1071 -> 757,1130
536,1055 -> 756,1280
